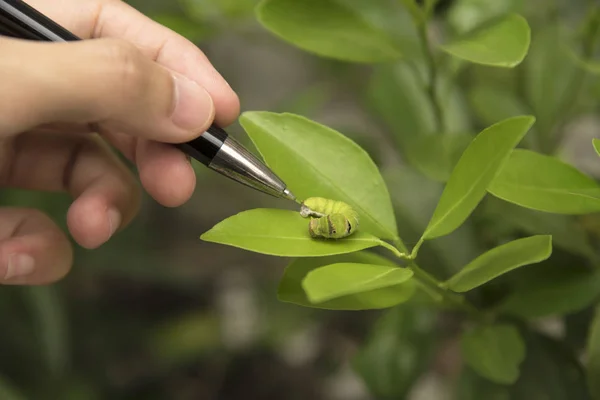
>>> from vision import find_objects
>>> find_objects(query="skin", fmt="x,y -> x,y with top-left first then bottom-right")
0,0 -> 240,285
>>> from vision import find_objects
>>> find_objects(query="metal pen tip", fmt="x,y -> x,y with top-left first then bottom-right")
282,188 -> 297,202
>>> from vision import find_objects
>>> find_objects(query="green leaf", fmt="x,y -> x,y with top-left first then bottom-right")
499,265 -> 600,319
455,367 -> 511,400
278,251 -> 415,310
255,0 -> 402,63
352,303 -> 438,398
239,111 -> 398,240
461,323 -> 526,384
482,198 -> 596,260
593,138 -> 600,157
440,13 -> 531,67
443,235 -> 552,293
447,0 -> 524,34
410,133 -> 473,182
303,263 -> 413,304
467,85 -> 530,127
511,332 -> 590,399
586,306 -> 600,399
488,149 -> 600,214
201,209 -> 381,257
422,115 -> 535,240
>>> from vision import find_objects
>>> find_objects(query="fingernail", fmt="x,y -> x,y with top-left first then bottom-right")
171,73 -> 214,131
4,254 -> 35,281
107,208 -> 121,238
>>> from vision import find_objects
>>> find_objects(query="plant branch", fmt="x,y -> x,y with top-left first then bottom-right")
416,16 -> 445,134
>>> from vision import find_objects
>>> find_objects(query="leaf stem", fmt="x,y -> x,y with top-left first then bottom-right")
377,239 -> 410,260
416,14 -> 445,134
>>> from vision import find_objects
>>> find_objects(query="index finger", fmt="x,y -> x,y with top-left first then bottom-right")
26,0 -> 240,127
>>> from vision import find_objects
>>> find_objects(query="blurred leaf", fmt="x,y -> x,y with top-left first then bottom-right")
440,14 -> 531,67
483,198 -> 596,259
454,366 -> 511,400
0,375 -> 25,400
179,0 -> 258,20
201,209 -> 381,257
511,332 -> 590,399
447,0 -> 524,34
274,82 -> 334,116
443,235 -> 551,292
499,265 -> 600,318
302,263 -> 414,305
586,305 -> 600,399
25,286 -> 69,377
410,133 -> 473,182
467,85 -> 530,127
524,25 -> 579,147
489,149 -> 600,214
421,116 -> 535,240
255,0 -> 402,63
149,312 -> 221,365
239,111 -> 398,240
279,251 -> 417,310
461,323 -> 526,384
594,138 -> 600,157
352,303 -> 438,398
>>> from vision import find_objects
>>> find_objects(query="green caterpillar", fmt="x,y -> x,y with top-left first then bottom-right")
300,197 -> 359,239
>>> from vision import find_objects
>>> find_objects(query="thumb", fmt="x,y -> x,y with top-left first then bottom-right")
0,37 -> 215,143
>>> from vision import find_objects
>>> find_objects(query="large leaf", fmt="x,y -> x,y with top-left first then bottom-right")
421,116 -> 535,240
482,198 -> 596,259
201,209 -> 382,257
239,111 -> 398,240
302,263 -> 413,304
278,251 -> 415,310
586,306 -> 600,400
488,149 -> 600,214
499,265 -> 600,319
255,0 -> 402,63
461,323 -> 526,384
352,303 -> 438,398
440,13 -> 531,67
443,235 -> 552,293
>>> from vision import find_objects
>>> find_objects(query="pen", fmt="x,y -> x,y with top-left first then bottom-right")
0,0 -> 297,202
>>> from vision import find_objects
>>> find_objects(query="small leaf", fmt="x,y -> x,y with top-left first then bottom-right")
444,235 -> 552,292
461,323 -> 526,385
447,0 -> 524,34
422,115 -> 535,240
239,111 -> 398,240
586,306 -> 600,399
440,13 -> 531,67
488,149 -> 600,214
201,209 -> 381,257
255,0 -> 402,63
593,138 -> 600,157
352,303 -> 438,398
302,263 -> 413,304
410,133 -> 473,182
500,265 -> 600,319
278,251 -> 415,310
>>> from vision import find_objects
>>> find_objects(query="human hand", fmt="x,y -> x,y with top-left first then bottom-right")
0,0 -> 240,285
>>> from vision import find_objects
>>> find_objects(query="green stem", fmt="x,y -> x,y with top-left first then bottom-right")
378,240 -> 410,260
416,17 -> 445,134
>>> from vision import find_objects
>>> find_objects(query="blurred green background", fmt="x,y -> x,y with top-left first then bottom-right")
2,0 -> 600,399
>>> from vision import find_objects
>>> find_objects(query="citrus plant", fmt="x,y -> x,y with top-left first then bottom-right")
199,0 -> 600,398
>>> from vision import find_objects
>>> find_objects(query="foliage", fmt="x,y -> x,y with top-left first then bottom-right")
4,0 -> 600,398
